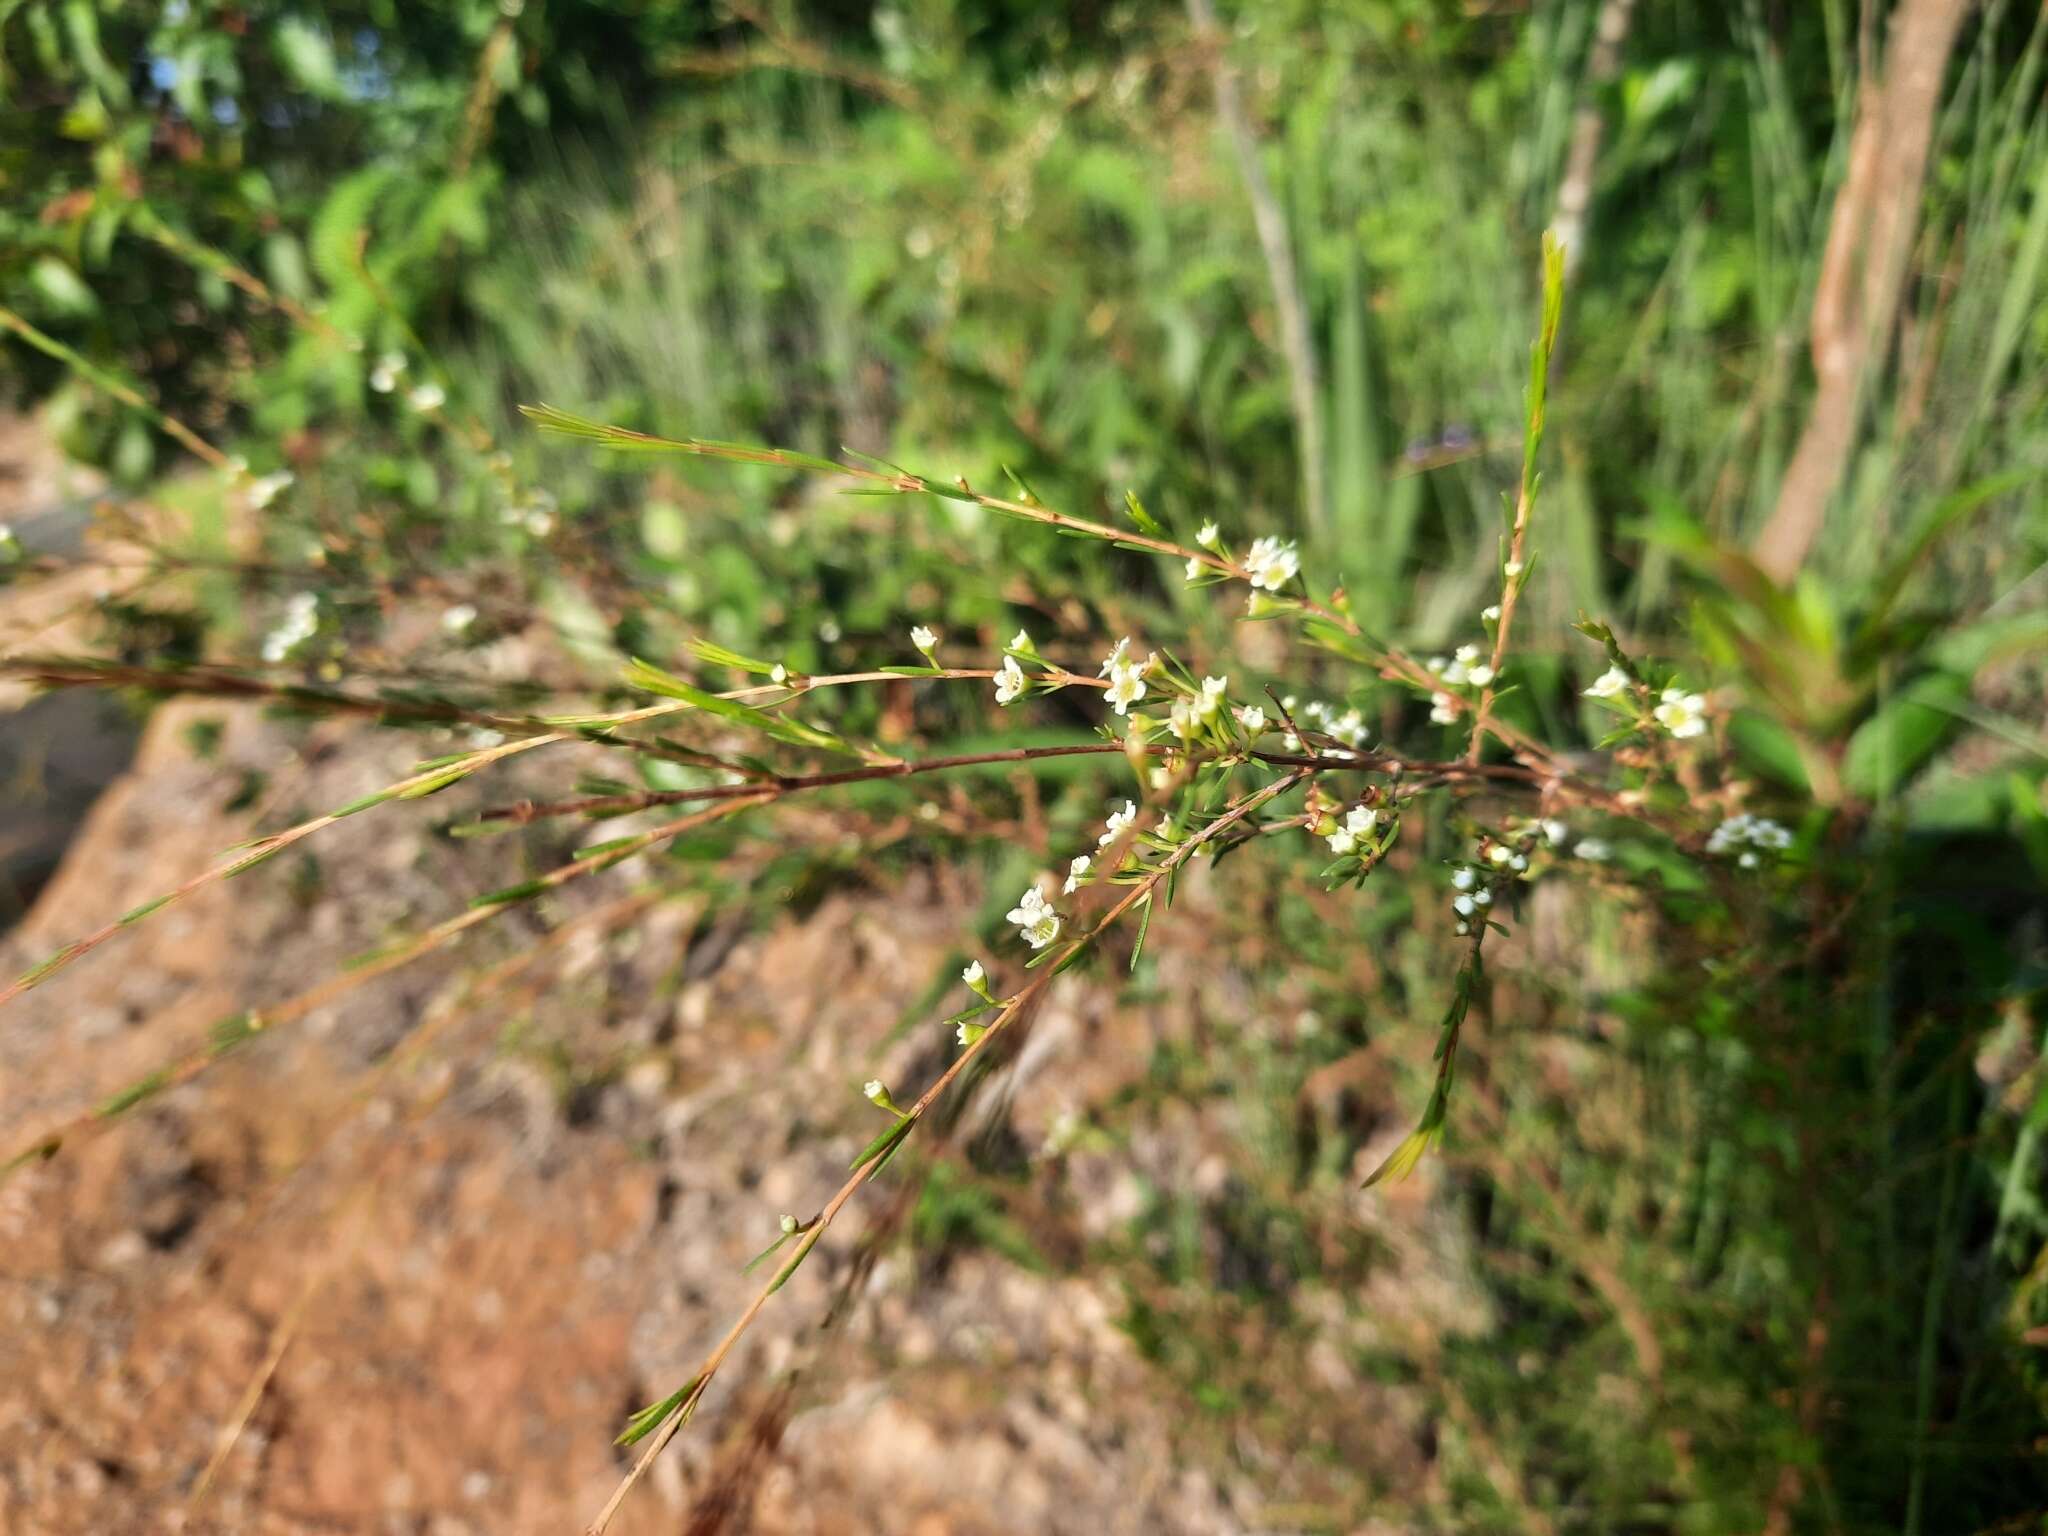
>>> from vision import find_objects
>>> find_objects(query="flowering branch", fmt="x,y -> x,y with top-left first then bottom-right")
1466,234 -> 1565,766
583,768 -> 1310,1536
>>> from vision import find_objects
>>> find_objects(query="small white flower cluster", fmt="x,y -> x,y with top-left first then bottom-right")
910,624 -> 938,659
1519,816 -> 1609,863
369,351 -> 407,394
1099,800 -> 1137,848
1428,643 -> 1496,690
1281,697 -> 1367,753
1186,525 -> 1300,606
1449,865 -> 1494,931
1099,636 -> 1152,716
1243,535 -> 1299,592
1167,674 -> 1229,742
1652,687 -> 1709,739
246,470 -> 295,511
1444,828 -> 1550,935
441,603 -> 478,635
1003,798 -> 1155,955
1585,663 -> 1709,740
1705,813 -> 1792,868
498,489 -> 556,538
1324,804 -> 1385,856
408,381 -> 447,414
260,591 -> 320,663
1484,841 -> 1530,873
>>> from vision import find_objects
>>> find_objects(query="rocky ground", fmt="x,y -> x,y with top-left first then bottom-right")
0,421 -> 1473,1535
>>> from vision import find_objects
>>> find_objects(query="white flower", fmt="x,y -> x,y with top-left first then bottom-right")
1584,666 -> 1630,700
1238,705 -> 1266,734
408,381 -> 446,412
1488,844 -> 1513,865
1430,694 -> 1459,725
1006,885 -> 1062,949
247,470 -> 294,510
1329,708 -> 1368,747
770,663 -> 789,684
1451,867 -> 1476,891
1196,522 -> 1221,549
1063,854 -> 1092,894
1167,697 -> 1199,741
962,960 -> 985,987
779,1213 -> 798,1234
1541,819 -> 1569,846
994,654 -> 1027,704
1010,629 -> 1032,653
1098,637 -> 1133,676
1099,801 -> 1138,848
1707,814 -> 1793,860
1453,894 -> 1476,917
1325,804 -> 1381,856
260,590 -> 320,662
1443,645 -> 1479,686
440,603 -> 477,633
1504,559 -> 1524,578
863,1079 -> 886,1102
1104,663 -> 1147,715
1185,556 -> 1204,581
1195,676 -> 1226,717
369,351 -> 407,393
1473,888 -> 1494,906
1653,687 -> 1709,739
1466,662 -> 1496,688
910,624 -> 938,655
1575,838 -> 1611,861
1425,656 -> 1448,674
1243,536 -> 1299,591
1481,604 -> 1501,622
